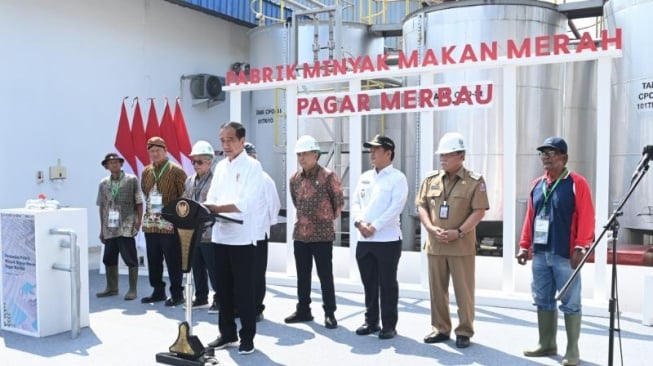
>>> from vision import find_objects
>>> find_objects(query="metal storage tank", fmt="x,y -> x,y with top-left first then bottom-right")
248,19 -> 396,245
605,0 -> 653,237
403,0 -> 597,245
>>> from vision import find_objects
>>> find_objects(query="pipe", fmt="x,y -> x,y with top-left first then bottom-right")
50,228 -> 80,339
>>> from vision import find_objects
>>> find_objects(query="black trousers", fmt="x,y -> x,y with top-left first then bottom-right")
102,236 -> 138,267
293,240 -> 336,315
191,241 -> 218,303
254,236 -> 268,315
356,240 -> 402,330
144,232 -> 183,300
214,243 -> 256,343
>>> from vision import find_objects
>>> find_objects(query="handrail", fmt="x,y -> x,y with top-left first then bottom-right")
50,228 -> 80,339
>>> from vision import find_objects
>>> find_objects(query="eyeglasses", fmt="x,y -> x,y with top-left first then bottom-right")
192,160 -> 207,166
538,150 -> 559,157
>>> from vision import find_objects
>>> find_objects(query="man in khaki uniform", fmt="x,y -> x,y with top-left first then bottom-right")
416,132 -> 489,349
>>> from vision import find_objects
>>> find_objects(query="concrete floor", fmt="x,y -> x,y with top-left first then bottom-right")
1,269 -> 652,366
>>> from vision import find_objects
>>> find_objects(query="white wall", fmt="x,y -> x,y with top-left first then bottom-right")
0,0 -> 250,254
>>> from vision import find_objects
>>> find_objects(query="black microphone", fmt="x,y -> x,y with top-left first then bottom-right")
631,145 -> 653,184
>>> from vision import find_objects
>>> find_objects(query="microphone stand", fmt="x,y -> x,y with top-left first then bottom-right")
557,145 -> 653,366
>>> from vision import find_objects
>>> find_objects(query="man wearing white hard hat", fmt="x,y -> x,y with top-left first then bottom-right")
182,140 -> 219,313
285,135 -> 344,330
416,132 -> 489,349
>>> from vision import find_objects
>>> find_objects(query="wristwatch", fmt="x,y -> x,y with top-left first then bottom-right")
354,220 -> 361,229
457,228 -> 465,238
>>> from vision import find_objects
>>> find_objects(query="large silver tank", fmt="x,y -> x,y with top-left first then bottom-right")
247,21 -> 389,201
605,0 -> 653,233
402,0 -> 596,226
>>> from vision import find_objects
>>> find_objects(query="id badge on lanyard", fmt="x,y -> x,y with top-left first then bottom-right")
533,215 -> 549,245
439,202 -> 450,220
150,185 -> 163,214
108,208 -> 121,228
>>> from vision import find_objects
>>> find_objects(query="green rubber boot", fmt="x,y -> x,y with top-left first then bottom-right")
562,313 -> 581,366
524,310 -> 558,357
96,265 -> 119,297
124,267 -> 138,300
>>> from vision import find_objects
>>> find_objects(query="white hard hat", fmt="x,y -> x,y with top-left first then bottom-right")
435,132 -> 466,154
190,140 -> 215,157
295,135 -> 320,154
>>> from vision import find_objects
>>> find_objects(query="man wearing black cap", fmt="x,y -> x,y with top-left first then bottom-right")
96,153 -> 143,300
351,135 -> 408,339
516,136 -> 595,366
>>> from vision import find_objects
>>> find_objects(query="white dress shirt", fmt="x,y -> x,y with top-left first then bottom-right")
351,164 -> 408,242
253,171 -> 281,241
205,151 -> 263,245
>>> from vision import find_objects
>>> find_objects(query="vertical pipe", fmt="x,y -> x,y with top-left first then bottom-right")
594,56 -> 611,302
348,79 -> 362,281
185,271 -> 193,334
286,85 -> 299,276
502,65 -> 517,293
418,73 -> 434,289
69,231 -> 80,339
50,229 -> 80,339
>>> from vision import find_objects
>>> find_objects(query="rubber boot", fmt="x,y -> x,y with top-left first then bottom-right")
524,310 -> 558,357
96,265 -> 119,297
124,266 -> 138,300
562,313 -> 581,366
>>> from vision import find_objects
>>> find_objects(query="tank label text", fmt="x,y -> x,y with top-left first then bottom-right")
635,79 -> 653,113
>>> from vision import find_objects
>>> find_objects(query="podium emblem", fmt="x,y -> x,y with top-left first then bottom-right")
175,200 -> 190,218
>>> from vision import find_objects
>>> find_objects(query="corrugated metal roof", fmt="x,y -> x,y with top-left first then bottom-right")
165,0 -> 293,27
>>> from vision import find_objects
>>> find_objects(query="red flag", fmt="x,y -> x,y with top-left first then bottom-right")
145,99 -> 161,139
173,98 -> 193,158
160,99 -> 182,163
114,100 -> 138,173
173,98 -> 195,174
131,99 -> 149,170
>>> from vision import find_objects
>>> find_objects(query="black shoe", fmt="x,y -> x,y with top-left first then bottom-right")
424,332 -> 450,344
140,293 -> 166,304
324,314 -> 338,329
164,297 -> 185,307
379,328 -> 397,339
238,340 -> 255,355
191,299 -> 209,309
256,313 -> 264,322
456,335 -> 471,348
208,335 -> 238,349
355,323 -> 381,335
284,312 -> 313,324
208,301 -> 219,314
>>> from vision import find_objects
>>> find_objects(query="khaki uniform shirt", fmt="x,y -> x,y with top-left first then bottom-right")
416,166 -> 489,256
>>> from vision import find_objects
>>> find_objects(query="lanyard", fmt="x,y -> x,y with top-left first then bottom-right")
153,160 -> 170,182
539,168 -> 567,215
110,171 -> 124,200
193,173 -> 211,201
442,174 -> 459,204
